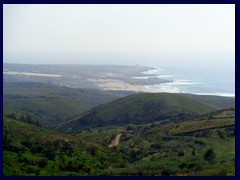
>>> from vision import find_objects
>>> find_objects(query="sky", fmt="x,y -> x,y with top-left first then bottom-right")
3,4 -> 235,68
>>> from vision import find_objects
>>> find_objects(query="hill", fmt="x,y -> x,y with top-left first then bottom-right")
3,117 -> 126,176
76,108 -> 235,176
3,82 -> 127,129
183,94 -> 235,109
3,108 -> 235,176
59,93 -> 234,133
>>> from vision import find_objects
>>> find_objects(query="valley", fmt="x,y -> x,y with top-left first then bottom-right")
3,65 -> 235,176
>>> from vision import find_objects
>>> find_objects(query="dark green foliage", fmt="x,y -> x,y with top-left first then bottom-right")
179,162 -> 187,170
161,168 -> 176,176
87,145 -> 98,156
187,163 -> 203,173
194,140 -> 206,146
192,150 -> 196,156
178,151 -> 184,157
126,124 -> 137,131
37,158 -> 48,168
6,113 -> 17,119
217,130 -> 225,139
204,148 -> 216,163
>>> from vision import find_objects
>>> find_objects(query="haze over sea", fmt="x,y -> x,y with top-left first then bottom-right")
4,5 -> 234,97
141,64 -> 235,97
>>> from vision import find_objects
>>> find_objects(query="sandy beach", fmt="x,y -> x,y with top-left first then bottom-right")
87,78 -> 152,92
3,71 -> 63,77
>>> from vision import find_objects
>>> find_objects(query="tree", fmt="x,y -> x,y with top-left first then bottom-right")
203,148 -> 216,163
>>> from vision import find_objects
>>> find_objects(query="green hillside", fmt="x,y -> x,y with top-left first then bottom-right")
3,117 -> 125,176
3,82 -> 235,176
3,82 -> 125,129
3,108 -> 235,176
60,93 -> 230,133
183,94 -> 235,109
76,108 -> 235,176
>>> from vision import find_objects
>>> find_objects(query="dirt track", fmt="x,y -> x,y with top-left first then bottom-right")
108,133 -> 122,147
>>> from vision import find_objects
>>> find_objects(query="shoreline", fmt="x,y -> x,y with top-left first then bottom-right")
87,78 -> 235,97
3,71 -> 63,77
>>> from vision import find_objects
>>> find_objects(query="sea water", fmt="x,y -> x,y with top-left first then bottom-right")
142,65 -> 235,97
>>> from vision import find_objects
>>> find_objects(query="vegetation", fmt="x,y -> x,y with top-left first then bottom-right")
3,82 -> 125,129
3,82 -> 235,176
4,107 -> 235,176
203,148 -> 216,164
59,93 -> 234,133
6,112 -> 41,126
76,108 -> 235,176
3,118 -> 126,176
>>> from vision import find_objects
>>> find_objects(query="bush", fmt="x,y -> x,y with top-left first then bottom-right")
161,168 -> 176,176
6,113 -> 17,120
178,151 -> 184,157
43,149 -> 56,160
179,162 -> 187,170
203,148 -> 216,163
8,143 -> 26,152
37,158 -> 48,168
87,145 -> 98,156
126,124 -> 136,131
192,150 -> 196,156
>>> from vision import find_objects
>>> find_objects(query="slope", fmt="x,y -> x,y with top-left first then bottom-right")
183,94 -> 235,109
76,108 -> 235,176
59,93 -> 231,133
3,81 -> 125,129
3,117 -> 126,176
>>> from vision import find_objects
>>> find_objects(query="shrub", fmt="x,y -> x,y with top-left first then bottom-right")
203,148 -> 216,164
179,162 -> 187,170
178,151 -> 184,157
8,143 -> 25,152
37,158 -> 48,168
192,150 -> 196,156
6,113 -> 17,120
126,124 -> 136,131
87,145 -> 98,156
161,168 -> 176,176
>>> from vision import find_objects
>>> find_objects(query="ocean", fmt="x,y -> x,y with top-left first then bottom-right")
141,65 -> 235,97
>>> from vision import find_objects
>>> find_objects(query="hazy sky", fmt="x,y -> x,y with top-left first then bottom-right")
3,4 -> 235,67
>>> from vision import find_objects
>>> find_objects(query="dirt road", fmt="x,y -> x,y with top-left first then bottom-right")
108,133 -> 122,147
